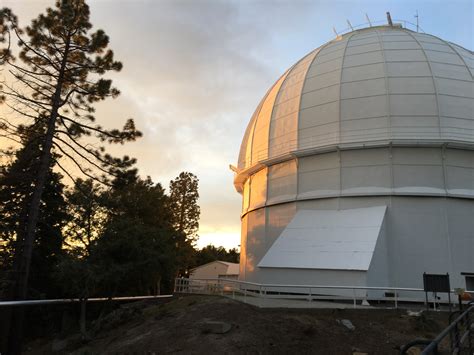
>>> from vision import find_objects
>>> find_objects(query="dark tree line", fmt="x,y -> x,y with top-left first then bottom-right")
0,1 -> 238,353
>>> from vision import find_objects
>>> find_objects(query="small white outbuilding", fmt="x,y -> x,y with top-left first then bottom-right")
189,261 -> 240,280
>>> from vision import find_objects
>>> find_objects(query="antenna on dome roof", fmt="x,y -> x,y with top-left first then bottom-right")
346,19 -> 354,31
415,10 -> 419,32
386,12 -> 393,26
332,26 -> 338,36
365,13 -> 372,27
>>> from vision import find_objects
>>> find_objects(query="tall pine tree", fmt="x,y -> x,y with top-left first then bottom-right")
0,1 -> 141,351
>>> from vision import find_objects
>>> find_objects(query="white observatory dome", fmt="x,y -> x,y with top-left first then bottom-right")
237,26 -> 473,172
233,24 -> 474,298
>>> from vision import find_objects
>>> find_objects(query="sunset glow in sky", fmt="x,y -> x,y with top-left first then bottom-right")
2,0 -> 472,250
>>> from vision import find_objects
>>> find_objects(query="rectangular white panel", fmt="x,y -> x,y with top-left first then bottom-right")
314,48 -> 344,62
267,160 -> 297,202
446,166 -> 474,192
299,101 -> 339,128
272,96 -> 300,119
249,168 -> 267,209
298,153 -> 340,196
431,62 -> 472,80
341,78 -> 386,99
341,148 -> 390,166
258,206 -> 387,270
341,95 -> 387,120
437,78 -> 474,98
345,42 -> 381,56
381,35 -> 413,42
300,84 -> 339,108
392,147 -> 442,165
393,165 -> 444,190
384,49 -> 426,62
388,77 -> 435,94
386,62 -> 431,77
343,51 -> 384,67
391,115 -> 438,128
413,34 -> 444,44
342,63 -> 385,82
390,94 -> 438,116
382,41 -> 420,50
306,59 -> 342,78
298,123 -> 339,149
347,37 -> 379,47
425,50 -> 464,65
438,95 -> 473,119
419,42 -> 455,52
342,165 -> 391,191
304,69 -> 341,91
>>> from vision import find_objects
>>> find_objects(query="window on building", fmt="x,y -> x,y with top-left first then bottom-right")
466,276 -> 474,292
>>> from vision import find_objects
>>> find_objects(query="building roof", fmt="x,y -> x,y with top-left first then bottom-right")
190,260 -> 239,275
258,206 -> 387,271
237,26 -> 473,173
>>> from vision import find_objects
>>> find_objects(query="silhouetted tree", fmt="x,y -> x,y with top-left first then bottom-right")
64,178 -> 106,257
0,125 -> 70,350
194,245 -> 240,267
94,171 -> 177,295
168,172 -> 200,243
0,1 -> 141,351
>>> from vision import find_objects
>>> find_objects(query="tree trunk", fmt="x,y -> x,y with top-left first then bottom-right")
80,297 -> 87,339
5,35 -> 71,355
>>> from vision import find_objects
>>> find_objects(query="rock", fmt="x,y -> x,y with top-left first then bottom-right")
201,321 -> 232,334
406,347 -> 422,355
407,310 -> 422,317
337,319 -> 355,331
52,338 -> 69,352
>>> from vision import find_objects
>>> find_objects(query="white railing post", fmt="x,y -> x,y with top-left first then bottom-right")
395,291 -> 398,309
353,288 -> 357,308
309,287 -> 312,302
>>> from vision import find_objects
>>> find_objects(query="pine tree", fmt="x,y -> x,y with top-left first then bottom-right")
0,1 -> 141,351
64,178 -> 106,257
0,124 -> 70,350
168,172 -> 200,243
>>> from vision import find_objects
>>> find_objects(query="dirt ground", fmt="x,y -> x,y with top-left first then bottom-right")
25,295 -> 450,354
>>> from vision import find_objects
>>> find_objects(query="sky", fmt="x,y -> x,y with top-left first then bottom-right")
1,0 -> 473,250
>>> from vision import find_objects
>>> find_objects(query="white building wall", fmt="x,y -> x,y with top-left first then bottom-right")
190,262 -> 228,279
238,146 -> 474,295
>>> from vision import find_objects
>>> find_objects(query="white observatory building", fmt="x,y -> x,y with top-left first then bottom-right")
233,23 -> 473,298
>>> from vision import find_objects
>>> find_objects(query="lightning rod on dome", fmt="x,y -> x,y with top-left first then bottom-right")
415,10 -> 419,32
346,19 -> 354,31
386,11 -> 393,26
332,26 -> 338,37
365,13 -> 372,27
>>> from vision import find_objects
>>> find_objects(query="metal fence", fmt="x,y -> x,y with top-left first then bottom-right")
0,294 -> 173,307
174,278 -> 460,309
400,301 -> 474,354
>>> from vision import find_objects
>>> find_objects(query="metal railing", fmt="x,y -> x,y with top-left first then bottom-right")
400,301 -> 474,354
0,294 -> 173,307
174,278 -> 460,309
